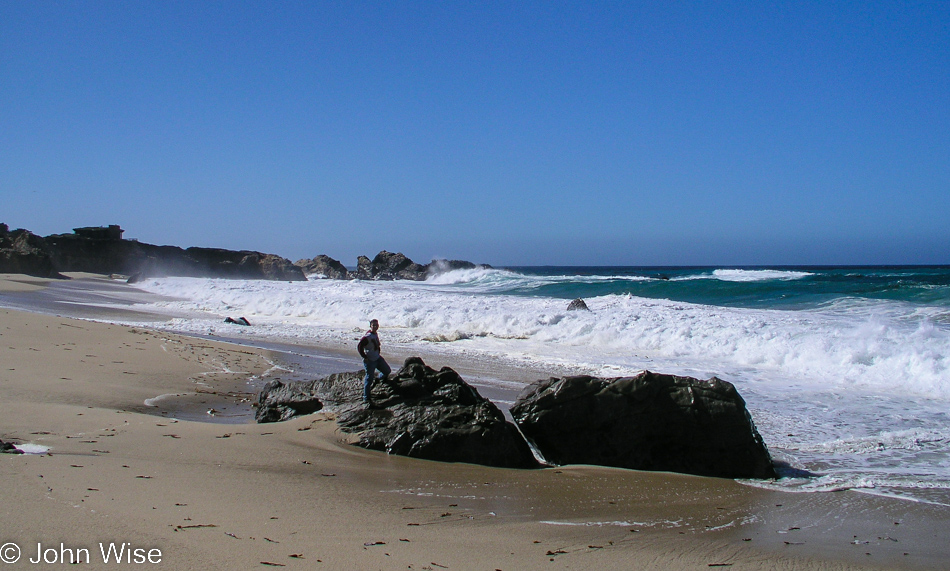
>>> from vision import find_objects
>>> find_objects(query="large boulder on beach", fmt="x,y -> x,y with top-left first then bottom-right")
294,254 -> 349,279
255,379 -> 325,422
335,358 -> 537,468
256,357 -> 537,469
510,371 -> 776,479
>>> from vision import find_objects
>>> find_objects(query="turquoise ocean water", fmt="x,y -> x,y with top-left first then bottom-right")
503,266 -> 950,310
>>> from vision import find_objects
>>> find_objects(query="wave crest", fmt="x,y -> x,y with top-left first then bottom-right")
710,269 -> 814,282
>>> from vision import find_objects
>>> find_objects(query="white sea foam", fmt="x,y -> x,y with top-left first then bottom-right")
130,275 -> 950,400
124,275 -> 950,500
144,393 -> 192,407
423,267 -> 651,292
743,472 -> 950,506
709,269 -> 814,282
795,428 -> 950,455
423,267 -> 540,291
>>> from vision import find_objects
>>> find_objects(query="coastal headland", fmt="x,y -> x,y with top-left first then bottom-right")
2,273 -> 948,570
0,223 -> 487,283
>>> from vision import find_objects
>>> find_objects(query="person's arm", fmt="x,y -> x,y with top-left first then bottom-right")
357,336 -> 367,359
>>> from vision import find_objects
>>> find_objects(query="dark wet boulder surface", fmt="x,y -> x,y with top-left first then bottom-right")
255,379 -> 324,423
257,359 -> 775,478
511,371 -> 777,479
257,357 -> 537,469
294,254 -> 349,279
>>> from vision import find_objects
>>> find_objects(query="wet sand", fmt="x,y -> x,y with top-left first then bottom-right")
1,274 -> 947,569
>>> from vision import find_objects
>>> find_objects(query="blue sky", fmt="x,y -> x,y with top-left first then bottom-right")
2,1 -> 948,266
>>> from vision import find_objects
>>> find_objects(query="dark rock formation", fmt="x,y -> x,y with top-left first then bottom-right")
257,357 -> 537,469
0,224 -> 61,278
292,251 -> 491,282
255,379 -> 325,423
511,371 -> 776,479
45,228 -> 162,276
354,255 -> 372,280
426,259 -> 483,275
566,298 -> 590,311
295,255 -> 349,279
338,358 -> 537,468
224,316 -> 251,326
349,252 -> 492,281
7,222 -> 494,283
35,225 -> 305,281
181,247 -> 305,281
353,251 -> 428,281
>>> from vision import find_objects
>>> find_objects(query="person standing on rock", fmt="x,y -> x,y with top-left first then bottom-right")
358,319 -> 391,405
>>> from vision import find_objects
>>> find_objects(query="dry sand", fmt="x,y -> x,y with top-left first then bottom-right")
1,275 -> 947,570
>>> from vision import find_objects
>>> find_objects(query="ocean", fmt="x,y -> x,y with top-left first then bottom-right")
123,265 -> 950,505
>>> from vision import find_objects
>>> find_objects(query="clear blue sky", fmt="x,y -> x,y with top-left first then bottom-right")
2,1 -> 948,266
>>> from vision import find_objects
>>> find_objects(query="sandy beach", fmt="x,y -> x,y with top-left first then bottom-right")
2,275 -> 947,570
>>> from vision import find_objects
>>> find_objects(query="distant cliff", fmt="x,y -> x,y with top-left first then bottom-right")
2,223 -> 490,283
0,224 -> 305,281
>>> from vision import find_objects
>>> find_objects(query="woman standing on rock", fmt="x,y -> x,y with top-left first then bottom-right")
358,319 -> 391,406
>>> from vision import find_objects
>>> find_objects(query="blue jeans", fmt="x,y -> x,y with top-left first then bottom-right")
363,356 -> 391,401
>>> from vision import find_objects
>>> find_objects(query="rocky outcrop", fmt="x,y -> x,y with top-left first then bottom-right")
566,298 -> 589,311
353,251 -> 428,281
426,259 -> 481,275
295,255 -> 349,279
255,379 -> 324,423
338,358 -> 537,468
511,371 -> 776,479
0,224 -> 61,278
5,223 -> 491,283
46,230 -> 163,276
354,255 -> 372,280
349,252 -> 492,281
180,247 -> 305,280
256,252 -> 305,280
256,357 -> 537,469
35,226 -> 306,281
